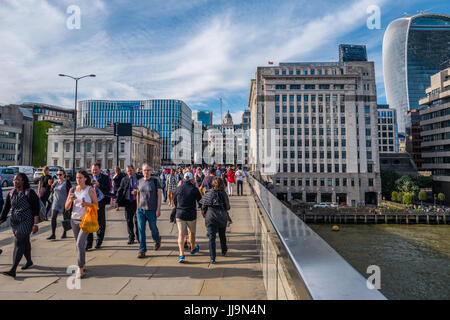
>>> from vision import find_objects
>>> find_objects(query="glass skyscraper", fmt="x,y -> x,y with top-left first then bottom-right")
382,13 -> 450,133
77,99 -> 192,164
192,110 -> 213,126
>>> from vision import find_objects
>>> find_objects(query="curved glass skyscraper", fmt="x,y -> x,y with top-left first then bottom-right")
77,99 -> 192,164
382,13 -> 450,133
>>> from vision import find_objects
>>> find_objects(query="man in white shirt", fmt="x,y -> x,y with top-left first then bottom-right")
235,167 -> 246,196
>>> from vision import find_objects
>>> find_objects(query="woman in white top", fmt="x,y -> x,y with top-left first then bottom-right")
65,170 -> 98,278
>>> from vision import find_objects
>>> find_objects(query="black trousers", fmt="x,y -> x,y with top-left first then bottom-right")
87,199 -> 107,247
11,232 -> 32,272
124,201 -> 139,241
237,180 -> 244,196
207,225 -> 227,260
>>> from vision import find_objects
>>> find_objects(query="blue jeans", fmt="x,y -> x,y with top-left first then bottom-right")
137,208 -> 161,253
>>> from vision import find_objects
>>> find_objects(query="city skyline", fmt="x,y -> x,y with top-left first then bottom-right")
0,0 -> 449,124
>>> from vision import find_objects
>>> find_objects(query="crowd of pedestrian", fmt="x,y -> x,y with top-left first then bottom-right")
0,163 -> 247,278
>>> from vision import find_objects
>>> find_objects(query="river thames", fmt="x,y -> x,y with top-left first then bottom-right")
309,224 -> 450,300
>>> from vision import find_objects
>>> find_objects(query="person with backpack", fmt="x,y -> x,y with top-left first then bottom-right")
47,169 -> 72,240
200,177 -> 230,264
0,173 -> 41,278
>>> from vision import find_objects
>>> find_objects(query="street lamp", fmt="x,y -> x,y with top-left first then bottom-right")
59,74 -> 96,178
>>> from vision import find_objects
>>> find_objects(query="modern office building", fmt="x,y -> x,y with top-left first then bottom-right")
339,44 -> 368,62
382,12 -> 450,133
0,105 -> 34,166
248,49 -> 381,206
192,110 -> 213,126
77,100 -> 192,165
22,102 -> 74,125
47,126 -> 161,171
419,67 -> 450,204
377,104 -> 399,153
405,109 -> 424,169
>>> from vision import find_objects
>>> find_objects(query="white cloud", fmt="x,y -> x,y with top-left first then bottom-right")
0,0 -> 388,110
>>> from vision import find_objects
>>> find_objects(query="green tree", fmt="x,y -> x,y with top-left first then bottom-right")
381,170 -> 402,200
403,192 -> 415,205
391,191 -> 399,203
395,175 -> 420,194
418,191 -> 427,206
438,193 -> 445,205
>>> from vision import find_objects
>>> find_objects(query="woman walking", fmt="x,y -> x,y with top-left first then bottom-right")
47,169 -> 72,240
195,167 -> 204,194
38,166 -> 53,219
65,170 -> 98,278
166,169 -> 178,207
227,168 -> 236,196
0,173 -> 40,278
200,177 -> 230,264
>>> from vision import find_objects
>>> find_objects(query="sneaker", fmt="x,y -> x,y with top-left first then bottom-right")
46,234 -> 56,240
21,261 -> 33,270
190,244 -> 200,255
61,232 -> 67,239
210,259 -> 216,264
137,252 -> 146,259
128,239 -> 134,245
178,255 -> 185,263
222,250 -> 228,256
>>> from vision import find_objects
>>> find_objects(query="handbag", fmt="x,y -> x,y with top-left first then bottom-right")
80,204 -> 99,233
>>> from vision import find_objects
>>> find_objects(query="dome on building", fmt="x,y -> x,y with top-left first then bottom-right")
222,110 -> 233,125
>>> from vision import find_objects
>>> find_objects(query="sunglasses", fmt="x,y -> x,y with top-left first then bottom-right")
56,174 -> 64,176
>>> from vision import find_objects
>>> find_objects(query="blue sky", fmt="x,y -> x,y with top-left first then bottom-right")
1,0 -> 449,123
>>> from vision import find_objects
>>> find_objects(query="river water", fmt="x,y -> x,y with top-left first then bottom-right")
308,224 -> 450,300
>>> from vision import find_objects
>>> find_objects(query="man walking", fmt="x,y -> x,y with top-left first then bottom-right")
201,167 -> 217,192
235,167 -> 246,196
86,163 -> 111,250
117,165 -> 142,245
174,172 -> 202,263
136,164 -> 162,258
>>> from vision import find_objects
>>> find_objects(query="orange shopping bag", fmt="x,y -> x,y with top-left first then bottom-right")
80,204 -> 99,233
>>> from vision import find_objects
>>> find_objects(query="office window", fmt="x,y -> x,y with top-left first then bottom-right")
313,178 -> 317,186
342,164 -> 346,173
87,142 -> 91,153
298,163 -> 302,172
369,178 -> 374,187
298,178 -> 302,186
328,178 -> 332,187
306,178 -> 310,186
54,142 -> 58,153
66,143 -> 70,153
97,142 -> 102,153
108,143 -> 113,153
76,142 -> 81,153
120,142 -> 125,153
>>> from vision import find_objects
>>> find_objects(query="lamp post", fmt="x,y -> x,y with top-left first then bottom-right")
59,74 -> 96,179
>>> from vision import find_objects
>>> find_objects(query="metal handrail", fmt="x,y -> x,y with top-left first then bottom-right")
248,174 -> 386,300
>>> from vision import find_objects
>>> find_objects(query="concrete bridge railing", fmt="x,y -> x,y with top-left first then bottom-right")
247,175 -> 387,300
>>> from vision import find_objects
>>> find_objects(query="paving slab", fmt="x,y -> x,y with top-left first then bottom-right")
0,182 -> 266,300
